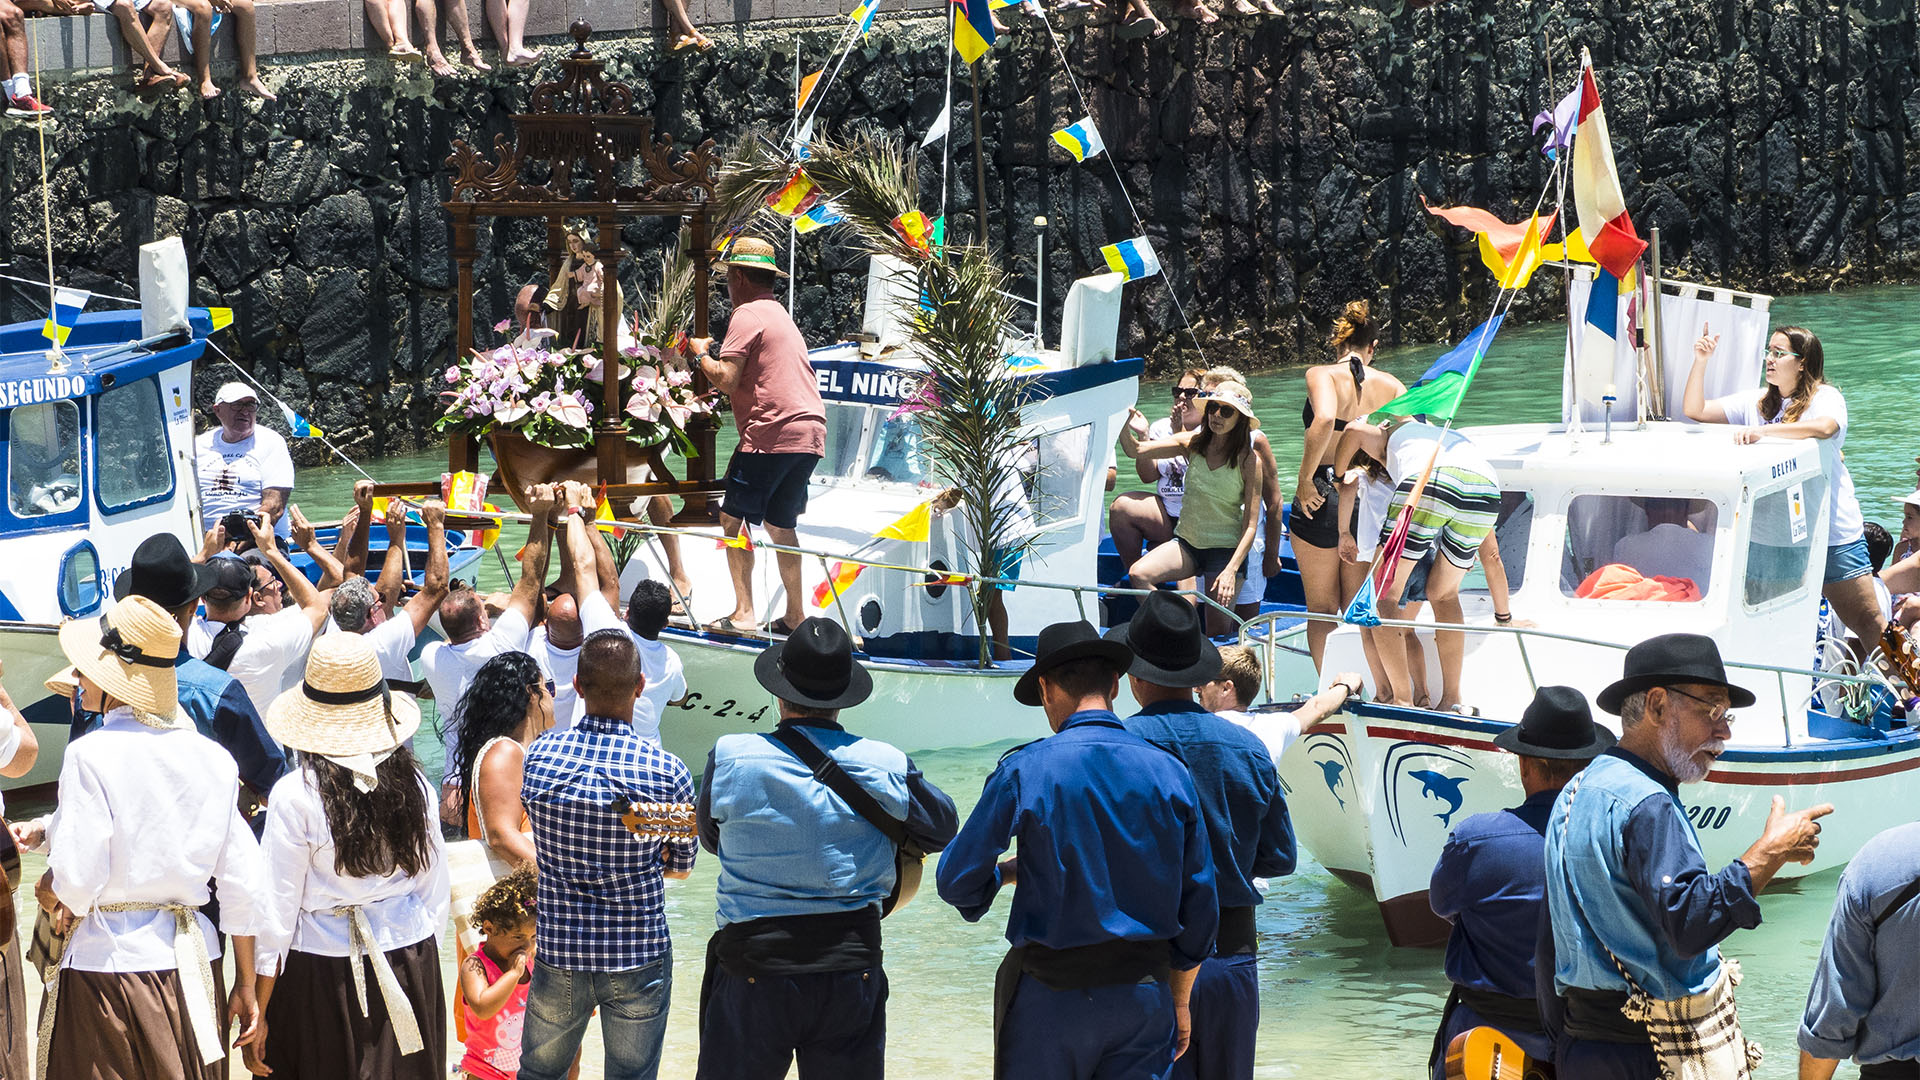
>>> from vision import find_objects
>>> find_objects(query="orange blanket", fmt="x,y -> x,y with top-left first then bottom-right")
1575,563 -> 1701,603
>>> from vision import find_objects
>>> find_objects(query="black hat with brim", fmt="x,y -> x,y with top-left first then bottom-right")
113,533 -> 220,610
1492,685 -> 1616,759
1013,620 -> 1134,707
1595,632 -> 1757,715
1104,591 -> 1221,688
753,617 -> 873,711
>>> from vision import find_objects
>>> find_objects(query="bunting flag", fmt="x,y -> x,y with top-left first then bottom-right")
848,0 -> 879,35
1378,314 -> 1505,422
1483,211 -> 1554,290
952,0 -> 994,64
921,99 -> 951,148
1533,79 -> 1582,159
892,210 -> 934,254
766,169 -> 823,217
277,401 -> 325,439
1576,266 -> 1624,401
717,530 -> 755,551
810,501 -> 937,607
793,202 -> 844,234
593,485 -> 629,539
1051,117 -> 1105,162
1571,64 -> 1647,280
41,287 -> 89,346
1100,236 -> 1161,281
796,68 -> 824,113
812,561 -> 865,608
929,215 -> 946,254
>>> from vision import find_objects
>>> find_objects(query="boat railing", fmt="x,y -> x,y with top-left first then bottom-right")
1236,608 -> 1898,747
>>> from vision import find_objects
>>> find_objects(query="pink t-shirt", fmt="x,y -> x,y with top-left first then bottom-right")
720,296 -> 826,456
459,948 -> 530,1080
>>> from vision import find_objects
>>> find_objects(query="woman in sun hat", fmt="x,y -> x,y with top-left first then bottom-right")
247,633 -> 447,1079
39,595 -> 269,1080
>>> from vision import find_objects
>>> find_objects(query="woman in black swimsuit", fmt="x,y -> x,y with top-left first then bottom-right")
1292,300 -> 1406,670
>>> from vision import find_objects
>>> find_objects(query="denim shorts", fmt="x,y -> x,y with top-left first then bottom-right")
1825,537 -> 1873,584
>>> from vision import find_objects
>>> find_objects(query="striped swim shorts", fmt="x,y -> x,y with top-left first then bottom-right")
1381,466 -> 1501,570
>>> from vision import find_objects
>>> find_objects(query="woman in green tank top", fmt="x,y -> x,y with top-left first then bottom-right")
1118,381 -> 1265,624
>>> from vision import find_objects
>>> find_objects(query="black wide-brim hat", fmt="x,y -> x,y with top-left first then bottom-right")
753,617 -> 873,710
1013,620 -> 1134,707
1596,632 -> 1757,715
1104,591 -> 1221,688
113,533 -> 219,610
1493,685 -> 1615,759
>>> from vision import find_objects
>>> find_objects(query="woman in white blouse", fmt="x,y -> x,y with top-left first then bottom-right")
248,633 -> 447,1078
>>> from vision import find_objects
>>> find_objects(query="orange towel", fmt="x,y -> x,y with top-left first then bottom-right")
1575,563 -> 1701,603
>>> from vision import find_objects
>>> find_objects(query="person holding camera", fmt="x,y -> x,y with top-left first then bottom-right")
198,382 -> 295,546
187,516 -> 331,718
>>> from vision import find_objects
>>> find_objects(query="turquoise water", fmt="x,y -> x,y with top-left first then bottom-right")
151,283 -> 1920,1076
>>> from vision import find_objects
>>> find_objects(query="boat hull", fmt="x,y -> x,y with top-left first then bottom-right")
0,623 -> 77,796
1279,703 -> 1920,946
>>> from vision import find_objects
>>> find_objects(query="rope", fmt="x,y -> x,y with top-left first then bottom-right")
28,23 -> 58,362
0,272 -> 139,306
203,339 -> 379,483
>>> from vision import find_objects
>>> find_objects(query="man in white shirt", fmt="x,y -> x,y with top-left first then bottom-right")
1610,498 -> 1716,592
1200,645 -> 1365,772
532,589 -> 584,730
187,525 -> 330,718
558,485 -> 686,741
328,499 -> 449,682
421,484 -> 553,804
197,381 -> 295,544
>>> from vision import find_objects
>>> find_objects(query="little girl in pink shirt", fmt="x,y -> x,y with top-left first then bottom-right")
459,868 -> 536,1080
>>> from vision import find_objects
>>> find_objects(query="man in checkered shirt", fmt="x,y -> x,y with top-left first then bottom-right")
519,627 -> 697,1080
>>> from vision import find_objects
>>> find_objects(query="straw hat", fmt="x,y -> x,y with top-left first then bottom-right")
715,236 -> 789,278
45,596 -> 181,716
265,633 -> 420,756
1202,380 -> 1257,420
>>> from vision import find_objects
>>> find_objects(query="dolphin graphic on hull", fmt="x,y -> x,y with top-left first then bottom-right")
1407,769 -> 1468,827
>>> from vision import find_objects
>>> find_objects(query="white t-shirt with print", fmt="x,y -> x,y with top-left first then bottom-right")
1712,384 -> 1863,548
196,426 -> 295,540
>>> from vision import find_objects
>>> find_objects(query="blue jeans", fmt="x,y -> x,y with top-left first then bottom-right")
519,955 -> 673,1080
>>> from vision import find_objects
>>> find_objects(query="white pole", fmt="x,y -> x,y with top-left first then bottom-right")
939,3 -> 954,217
1033,215 -> 1046,349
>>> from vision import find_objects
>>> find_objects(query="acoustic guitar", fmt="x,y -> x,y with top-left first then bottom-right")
614,799 -> 700,842
1444,1026 -> 1552,1080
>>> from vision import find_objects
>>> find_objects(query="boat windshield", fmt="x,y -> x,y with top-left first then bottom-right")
863,414 -> 932,485
1560,494 -> 1718,600
8,400 -> 82,518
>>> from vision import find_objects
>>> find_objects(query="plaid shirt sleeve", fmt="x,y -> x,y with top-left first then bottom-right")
664,756 -> 697,873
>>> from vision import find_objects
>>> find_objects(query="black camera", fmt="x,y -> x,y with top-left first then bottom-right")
220,510 -> 262,546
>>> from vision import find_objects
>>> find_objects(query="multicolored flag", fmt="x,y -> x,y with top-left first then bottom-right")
41,287 -> 89,346
766,169 -> 823,217
810,501 -> 937,607
848,0 -> 880,35
277,401 -> 325,439
1377,315 -> 1505,423
1051,117 -> 1105,162
952,0 -> 994,64
1571,63 -> 1647,280
1100,236 -> 1161,281
717,530 -> 755,551
793,203 -> 844,234
892,210 -> 934,254
593,484 -> 629,539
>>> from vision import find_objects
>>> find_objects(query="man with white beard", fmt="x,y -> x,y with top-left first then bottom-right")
1541,633 -> 1832,1079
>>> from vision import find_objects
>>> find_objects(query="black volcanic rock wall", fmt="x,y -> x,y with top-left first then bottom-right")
2,0 -> 1916,456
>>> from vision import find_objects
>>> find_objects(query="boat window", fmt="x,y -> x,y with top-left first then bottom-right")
863,413 -> 932,485
95,378 -> 174,511
8,400 -> 82,518
1461,492 -> 1534,593
1030,423 -> 1092,527
1559,495 -> 1719,601
1745,479 -> 1825,607
820,402 -> 872,480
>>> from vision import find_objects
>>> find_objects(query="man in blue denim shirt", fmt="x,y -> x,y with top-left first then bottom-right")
1798,820 -> 1920,1080
695,618 -> 957,1079
1110,592 -> 1292,1080
1544,633 -> 1830,1079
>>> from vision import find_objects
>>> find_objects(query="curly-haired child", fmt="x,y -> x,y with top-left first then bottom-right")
458,867 -> 537,1080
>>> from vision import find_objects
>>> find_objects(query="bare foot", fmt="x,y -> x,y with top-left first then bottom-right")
427,54 -> 456,77
1255,0 -> 1280,11
1174,0 -> 1217,21
240,75 -> 275,100
461,46 -> 491,71
137,69 -> 190,91
1229,0 -> 1257,14
389,43 -> 426,64
197,80 -> 221,100
506,48 -> 539,65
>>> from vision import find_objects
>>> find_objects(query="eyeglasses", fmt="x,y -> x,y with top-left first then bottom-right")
253,580 -> 283,595
1763,347 -> 1800,360
1662,685 -> 1735,725
1172,386 -> 1200,400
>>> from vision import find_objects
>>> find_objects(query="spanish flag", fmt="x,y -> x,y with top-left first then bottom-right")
766,170 -> 822,218
952,0 -> 994,64
717,530 -> 755,551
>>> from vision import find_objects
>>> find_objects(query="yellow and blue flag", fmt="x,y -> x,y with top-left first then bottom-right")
277,401 -> 325,438
1099,236 -> 1161,281
1051,117 -> 1105,162
952,0 -> 994,64
41,287 -> 89,346
794,203 -> 844,235
848,0 -> 880,34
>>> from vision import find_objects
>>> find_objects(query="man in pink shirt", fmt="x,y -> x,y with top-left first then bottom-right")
689,237 -> 827,636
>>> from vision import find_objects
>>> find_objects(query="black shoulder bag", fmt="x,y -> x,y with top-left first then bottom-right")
771,726 -> 923,917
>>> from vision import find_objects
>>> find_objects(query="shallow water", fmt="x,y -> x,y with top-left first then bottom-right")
28,283 -> 1914,1077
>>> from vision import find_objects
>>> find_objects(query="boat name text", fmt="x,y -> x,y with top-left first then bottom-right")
1770,459 -> 1799,479
813,364 -> 911,405
0,375 -> 88,409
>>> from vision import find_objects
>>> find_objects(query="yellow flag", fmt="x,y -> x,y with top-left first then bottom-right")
876,501 -> 933,543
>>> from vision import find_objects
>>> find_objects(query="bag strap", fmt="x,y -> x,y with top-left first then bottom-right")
1558,773 -> 1650,1001
1873,875 -> 1920,930
770,725 -> 910,850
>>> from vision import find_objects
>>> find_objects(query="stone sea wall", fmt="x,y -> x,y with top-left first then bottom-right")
1,0 -> 1917,455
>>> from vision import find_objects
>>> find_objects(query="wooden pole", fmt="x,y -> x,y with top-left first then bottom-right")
594,213 -> 626,490
683,210 -> 718,522
970,60 -> 987,243
448,211 -> 480,473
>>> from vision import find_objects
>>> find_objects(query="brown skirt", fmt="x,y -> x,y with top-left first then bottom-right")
262,938 -> 446,1080
44,963 -> 230,1080
0,943 -> 27,1080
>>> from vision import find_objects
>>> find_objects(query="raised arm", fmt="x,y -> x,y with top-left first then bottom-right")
563,504 -> 602,605
1683,323 -> 1729,423
246,517 -> 329,634
288,505 -> 345,590
336,480 -> 375,578
398,501 -> 450,636
505,485 -> 556,626
375,499 -> 410,613
576,483 -> 622,611
1120,408 -> 1199,463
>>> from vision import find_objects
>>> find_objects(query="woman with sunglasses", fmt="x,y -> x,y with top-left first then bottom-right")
1109,366 -> 1206,576
1684,324 -> 1885,653
448,651 -> 553,870
1293,301 -> 1407,670
1120,381 -> 1266,629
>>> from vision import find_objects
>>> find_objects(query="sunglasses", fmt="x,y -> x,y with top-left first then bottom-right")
1205,402 -> 1241,418
253,579 -> 284,595
1172,386 -> 1200,400
539,679 -> 556,696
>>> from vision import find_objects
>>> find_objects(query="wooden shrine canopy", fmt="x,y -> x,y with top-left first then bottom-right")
374,22 -> 725,517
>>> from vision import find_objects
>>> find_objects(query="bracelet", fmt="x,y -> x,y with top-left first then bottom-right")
1339,679 -> 1362,697
1494,612 -> 1513,623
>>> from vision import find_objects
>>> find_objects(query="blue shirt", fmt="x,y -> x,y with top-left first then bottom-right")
1431,789 -> 1556,1001
1799,821 -> 1920,1065
74,651 -> 289,809
1546,749 -> 1760,1000
522,713 -> 697,971
1122,700 -> 1294,910
934,709 -> 1218,969
697,718 -> 958,926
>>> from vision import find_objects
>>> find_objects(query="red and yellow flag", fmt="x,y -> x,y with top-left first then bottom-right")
593,485 -> 628,539
766,170 -> 822,218
891,210 -> 933,255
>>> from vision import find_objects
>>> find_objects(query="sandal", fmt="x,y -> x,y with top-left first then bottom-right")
768,618 -> 801,637
668,587 -> 694,619
705,617 -> 758,636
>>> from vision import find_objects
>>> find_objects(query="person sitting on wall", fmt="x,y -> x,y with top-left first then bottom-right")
2,0 -> 85,116
170,0 -> 272,99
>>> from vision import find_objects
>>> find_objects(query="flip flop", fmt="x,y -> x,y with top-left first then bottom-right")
668,588 -> 694,619
705,617 -> 758,637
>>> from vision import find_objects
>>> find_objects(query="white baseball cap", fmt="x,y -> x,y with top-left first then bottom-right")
1899,489 -> 1920,509
213,382 -> 258,406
